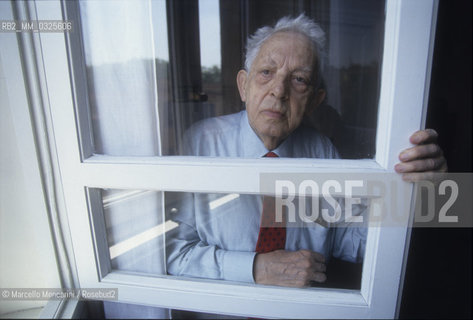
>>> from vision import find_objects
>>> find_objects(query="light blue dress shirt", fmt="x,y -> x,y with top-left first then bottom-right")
166,110 -> 367,283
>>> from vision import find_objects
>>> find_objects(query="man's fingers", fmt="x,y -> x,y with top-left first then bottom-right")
311,272 -> 327,283
409,129 -> 438,145
401,172 -> 432,183
395,156 -> 446,173
309,250 -> 326,263
399,143 -> 442,162
297,250 -> 325,263
314,262 -> 326,273
254,250 -> 328,288
294,256 -> 326,272
401,165 -> 448,182
396,129 -> 448,177
290,252 -> 327,282
296,269 -> 326,285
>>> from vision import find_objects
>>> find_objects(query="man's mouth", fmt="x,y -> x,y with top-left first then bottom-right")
261,109 -> 285,119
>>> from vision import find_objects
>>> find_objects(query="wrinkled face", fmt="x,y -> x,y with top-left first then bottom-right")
237,31 -> 325,150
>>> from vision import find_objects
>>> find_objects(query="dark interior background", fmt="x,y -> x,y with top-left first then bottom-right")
399,0 -> 472,318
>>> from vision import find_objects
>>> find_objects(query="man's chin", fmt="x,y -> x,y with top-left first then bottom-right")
259,129 -> 290,148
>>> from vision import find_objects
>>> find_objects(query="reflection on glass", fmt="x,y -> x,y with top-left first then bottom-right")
96,188 -> 366,289
100,189 -> 166,274
199,0 -> 223,116
79,0 -> 168,156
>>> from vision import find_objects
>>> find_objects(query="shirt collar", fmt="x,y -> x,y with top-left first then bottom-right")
239,110 -> 293,158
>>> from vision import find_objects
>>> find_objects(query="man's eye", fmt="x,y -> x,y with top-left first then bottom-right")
261,70 -> 271,76
293,76 -> 309,85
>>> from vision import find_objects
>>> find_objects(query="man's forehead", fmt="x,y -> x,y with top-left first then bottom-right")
257,54 -> 313,72
252,32 -> 317,69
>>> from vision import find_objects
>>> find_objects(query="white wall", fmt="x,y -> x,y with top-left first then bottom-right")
0,1 -> 61,317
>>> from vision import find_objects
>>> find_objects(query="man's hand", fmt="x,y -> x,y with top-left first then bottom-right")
253,249 -> 326,288
395,129 -> 448,182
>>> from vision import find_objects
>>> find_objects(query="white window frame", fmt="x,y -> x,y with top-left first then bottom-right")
19,0 -> 438,318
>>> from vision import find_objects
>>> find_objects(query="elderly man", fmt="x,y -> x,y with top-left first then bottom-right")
167,15 -> 447,288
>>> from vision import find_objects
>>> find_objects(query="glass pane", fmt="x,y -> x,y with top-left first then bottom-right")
96,188 -> 367,290
79,0 -> 167,156
79,0 -> 384,159
100,189 -> 166,274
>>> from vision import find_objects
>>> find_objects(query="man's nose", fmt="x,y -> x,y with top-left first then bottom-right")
270,76 -> 289,100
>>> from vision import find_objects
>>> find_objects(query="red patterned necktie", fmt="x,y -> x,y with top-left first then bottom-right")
255,151 -> 286,253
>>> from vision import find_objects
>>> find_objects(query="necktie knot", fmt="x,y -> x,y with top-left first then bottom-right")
264,151 -> 278,158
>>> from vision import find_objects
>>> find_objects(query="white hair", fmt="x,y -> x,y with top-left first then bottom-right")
244,14 -> 326,87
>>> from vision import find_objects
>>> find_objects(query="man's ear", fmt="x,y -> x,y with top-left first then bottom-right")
305,88 -> 326,115
236,70 -> 248,102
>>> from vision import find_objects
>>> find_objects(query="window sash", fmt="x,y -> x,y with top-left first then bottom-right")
33,0 -> 438,317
